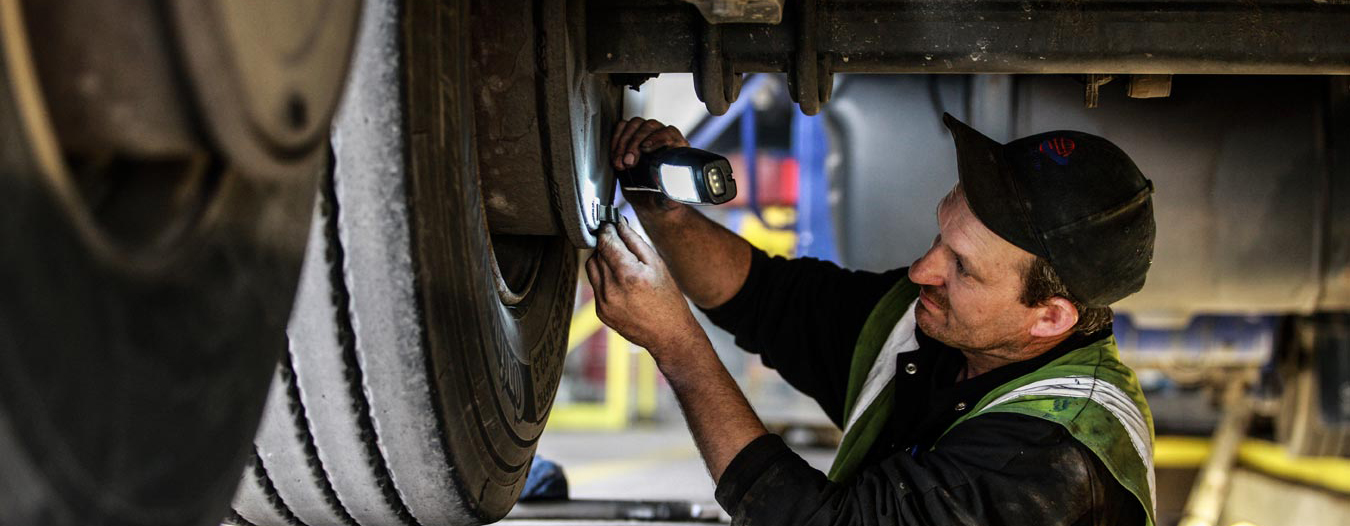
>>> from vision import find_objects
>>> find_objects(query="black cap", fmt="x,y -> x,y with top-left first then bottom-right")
942,113 -> 1155,307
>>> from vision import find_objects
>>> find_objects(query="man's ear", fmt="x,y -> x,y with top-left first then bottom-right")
1029,297 -> 1078,339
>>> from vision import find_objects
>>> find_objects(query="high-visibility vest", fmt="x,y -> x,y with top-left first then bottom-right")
828,279 -> 1157,526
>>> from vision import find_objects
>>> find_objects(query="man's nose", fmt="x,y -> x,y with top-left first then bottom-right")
907,247 -> 944,287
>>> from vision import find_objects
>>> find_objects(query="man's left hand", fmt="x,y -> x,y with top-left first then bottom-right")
587,221 -> 768,486
585,221 -> 705,358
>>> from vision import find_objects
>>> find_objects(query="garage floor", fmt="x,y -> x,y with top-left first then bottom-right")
501,424 -> 1350,526
500,423 -> 835,524
534,425 -> 712,503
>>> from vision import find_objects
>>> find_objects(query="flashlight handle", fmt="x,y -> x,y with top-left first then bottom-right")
616,147 -> 669,192
617,146 -> 736,205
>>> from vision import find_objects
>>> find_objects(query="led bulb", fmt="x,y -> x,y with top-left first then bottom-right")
659,164 -> 701,203
707,167 -> 725,196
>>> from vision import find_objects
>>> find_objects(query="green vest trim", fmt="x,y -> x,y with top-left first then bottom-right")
829,279 -> 920,482
828,279 -> 1157,526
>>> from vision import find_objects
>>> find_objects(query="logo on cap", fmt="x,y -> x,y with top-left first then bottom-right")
1038,137 -> 1076,166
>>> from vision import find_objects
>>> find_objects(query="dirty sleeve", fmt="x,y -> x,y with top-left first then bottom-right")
714,412 -> 1146,526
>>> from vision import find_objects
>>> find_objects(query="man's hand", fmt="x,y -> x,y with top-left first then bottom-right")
585,220 -> 705,357
586,220 -> 768,484
611,118 -> 691,214
610,117 -> 690,170
602,115 -> 753,310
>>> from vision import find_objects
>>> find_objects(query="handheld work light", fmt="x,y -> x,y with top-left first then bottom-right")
618,147 -> 737,205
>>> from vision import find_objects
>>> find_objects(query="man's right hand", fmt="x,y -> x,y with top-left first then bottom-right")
606,116 -> 752,310
611,118 -> 690,214
610,117 -> 689,170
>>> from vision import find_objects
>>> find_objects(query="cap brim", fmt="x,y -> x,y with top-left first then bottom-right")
942,112 -> 1045,259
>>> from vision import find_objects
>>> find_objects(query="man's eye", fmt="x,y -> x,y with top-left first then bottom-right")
954,258 -> 967,275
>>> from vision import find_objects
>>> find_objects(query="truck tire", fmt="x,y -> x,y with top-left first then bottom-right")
0,142 -> 319,526
229,0 -> 603,524
0,1 -> 349,524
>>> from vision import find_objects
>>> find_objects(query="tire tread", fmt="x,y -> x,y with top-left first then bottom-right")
234,452 -> 305,526
277,350 -> 360,526
320,156 -> 422,526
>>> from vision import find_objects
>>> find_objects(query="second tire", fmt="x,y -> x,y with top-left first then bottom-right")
230,0 -> 583,524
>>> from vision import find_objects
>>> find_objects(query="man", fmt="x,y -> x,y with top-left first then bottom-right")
586,112 -> 1157,526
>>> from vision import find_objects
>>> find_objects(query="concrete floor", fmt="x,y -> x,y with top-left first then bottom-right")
502,424 -> 1350,526
502,523 -> 710,526
534,425 -> 713,504
534,424 -> 833,500
500,423 -> 834,523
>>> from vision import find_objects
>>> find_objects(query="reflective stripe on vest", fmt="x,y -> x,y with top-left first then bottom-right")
979,375 -> 1158,508
841,299 -> 919,436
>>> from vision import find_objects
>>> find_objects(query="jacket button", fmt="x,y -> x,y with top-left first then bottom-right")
955,402 -> 967,411
904,363 -> 918,374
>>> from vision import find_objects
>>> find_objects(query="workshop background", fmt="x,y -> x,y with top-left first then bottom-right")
528,73 -> 1350,526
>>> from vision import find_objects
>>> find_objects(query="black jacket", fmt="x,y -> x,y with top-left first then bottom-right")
702,248 -> 1146,526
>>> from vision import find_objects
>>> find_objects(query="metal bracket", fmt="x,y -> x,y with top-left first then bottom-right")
591,1 -> 1350,104
694,21 -> 742,115
786,0 -> 830,115
592,200 -> 623,225
1084,74 -> 1115,109
1128,74 -> 1174,99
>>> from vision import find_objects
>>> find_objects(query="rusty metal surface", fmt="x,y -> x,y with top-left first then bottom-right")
471,0 -> 563,236
590,0 -> 1350,76
473,0 -> 620,244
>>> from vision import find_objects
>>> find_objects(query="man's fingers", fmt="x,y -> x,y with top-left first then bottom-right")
612,118 -> 645,169
638,131 -> 674,153
615,118 -> 656,169
594,223 -> 641,270
597,250 -> 618,292
610,120 -> 626,157
611,119 -> 635,169
585,255 -> 604,297
639,126 -> 689,153
669,126 -> 690,147
611,119 -> 640,169
623,120 -> 665,167
615,219 -> 660,266
612,119 -> 687,168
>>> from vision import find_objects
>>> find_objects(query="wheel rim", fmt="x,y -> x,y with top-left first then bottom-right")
0,0 -> 217,267
488,233 -> 547,307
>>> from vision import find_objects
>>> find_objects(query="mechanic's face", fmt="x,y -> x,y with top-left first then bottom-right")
907,186 -> 1040,354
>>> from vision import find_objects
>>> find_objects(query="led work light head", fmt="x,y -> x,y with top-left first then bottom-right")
619,147 -> 737,205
